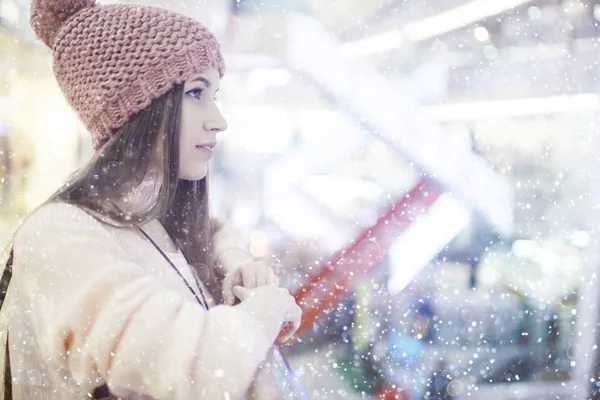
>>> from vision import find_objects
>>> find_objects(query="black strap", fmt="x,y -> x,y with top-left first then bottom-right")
3,338 -> 9,400
1,250 -> 12,400
137,228 -> 210,310
0,250 -> 13,310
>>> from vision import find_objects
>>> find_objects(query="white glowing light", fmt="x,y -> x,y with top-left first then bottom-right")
473,26 -> 490,42
387,194 -> 472,296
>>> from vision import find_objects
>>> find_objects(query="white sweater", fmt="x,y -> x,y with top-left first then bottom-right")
1,202 -> 272,399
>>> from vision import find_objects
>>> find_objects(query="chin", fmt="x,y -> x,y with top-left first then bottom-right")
179,166 -> 208,181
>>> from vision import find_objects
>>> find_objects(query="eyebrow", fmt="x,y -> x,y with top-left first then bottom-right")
190,76 -> 212,88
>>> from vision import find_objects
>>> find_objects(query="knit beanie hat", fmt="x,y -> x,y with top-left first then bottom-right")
30,0 -> 226,150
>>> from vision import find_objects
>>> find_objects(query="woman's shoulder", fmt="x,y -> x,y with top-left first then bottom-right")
13,202 -> 137,266
24,201 -> 97,224
17,202 -> 110,240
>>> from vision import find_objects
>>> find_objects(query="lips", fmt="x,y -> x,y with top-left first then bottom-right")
195,143 -> 215,158
196,142 -> 216,150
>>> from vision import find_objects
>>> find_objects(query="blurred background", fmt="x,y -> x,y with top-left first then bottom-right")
3,0 -> 600,399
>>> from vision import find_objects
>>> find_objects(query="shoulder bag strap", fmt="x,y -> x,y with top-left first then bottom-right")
1,249 -> 12,400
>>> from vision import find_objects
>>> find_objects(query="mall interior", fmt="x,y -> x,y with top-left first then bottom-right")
2,0 -> 600,399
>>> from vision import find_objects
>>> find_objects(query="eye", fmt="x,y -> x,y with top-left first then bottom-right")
186,88 -> 203,100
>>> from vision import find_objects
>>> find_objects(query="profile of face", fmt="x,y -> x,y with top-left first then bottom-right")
178,67 -> 228,181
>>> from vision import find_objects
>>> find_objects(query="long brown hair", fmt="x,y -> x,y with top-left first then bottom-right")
48,84 -> 219,296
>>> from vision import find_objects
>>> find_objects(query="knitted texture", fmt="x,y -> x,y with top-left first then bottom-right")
30,0 -> 225,149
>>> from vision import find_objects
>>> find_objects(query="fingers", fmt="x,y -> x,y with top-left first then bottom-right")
232,285 -> 251,302
222,273 -> 234,305
278,305 -> 302,343
277,322 -> 292,344
231,281 -> 302,343
266,268 -> 280,286
271,273 -> 280,286
225,262 -> 281,306
278,324 -> 295,344
240,262 -> 274,288
222,270 -> 242,305
241,267 -> 257,289
257,267 -> 271,287
242,262 -> 279,288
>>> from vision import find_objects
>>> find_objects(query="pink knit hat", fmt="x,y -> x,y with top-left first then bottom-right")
30,0 -> 226,150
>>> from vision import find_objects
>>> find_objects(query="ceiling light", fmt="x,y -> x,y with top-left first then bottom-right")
427,93 -> 600,121
342,0 -> 535,56
404,0 -> 535,42
473,26 -> 490,42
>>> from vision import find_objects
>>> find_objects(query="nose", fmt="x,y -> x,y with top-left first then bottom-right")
204,102 -> 228,133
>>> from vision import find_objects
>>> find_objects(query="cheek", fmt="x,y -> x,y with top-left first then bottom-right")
179,103 -> 196,147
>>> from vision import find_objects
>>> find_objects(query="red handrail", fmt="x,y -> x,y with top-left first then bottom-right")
292,178 -> 443,337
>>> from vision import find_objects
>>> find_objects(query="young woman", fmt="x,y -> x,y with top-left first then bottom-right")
1,0 -> 302,398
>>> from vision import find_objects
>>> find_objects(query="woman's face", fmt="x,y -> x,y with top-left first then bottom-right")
179,68 -> 227,181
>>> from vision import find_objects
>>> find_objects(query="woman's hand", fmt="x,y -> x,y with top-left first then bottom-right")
222,260 -> 280,305
233,284 -> 302,343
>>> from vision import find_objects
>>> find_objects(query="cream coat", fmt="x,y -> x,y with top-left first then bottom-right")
1,202 -> 271,399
